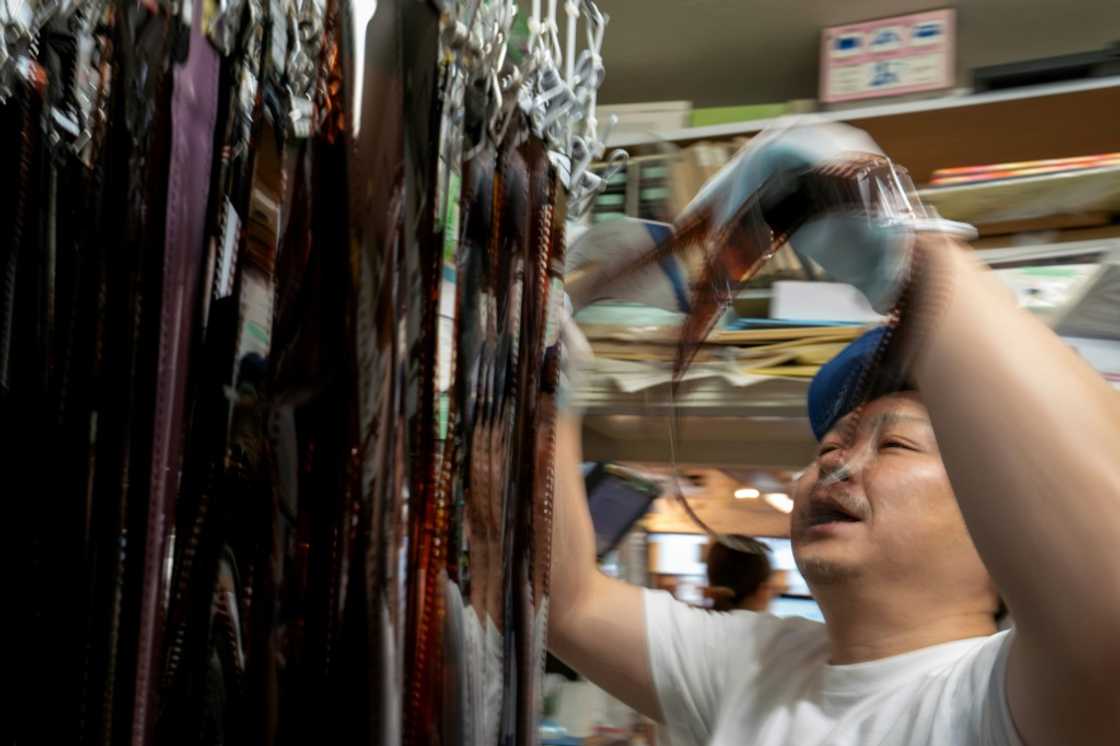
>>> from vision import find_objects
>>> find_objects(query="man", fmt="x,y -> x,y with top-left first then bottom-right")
704,537 -> 787,613
547,125 -> 1120,745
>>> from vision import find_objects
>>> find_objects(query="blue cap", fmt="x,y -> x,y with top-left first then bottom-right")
808,326 -> 888,440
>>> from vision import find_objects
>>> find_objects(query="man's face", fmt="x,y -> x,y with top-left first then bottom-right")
791,393 -> 992,603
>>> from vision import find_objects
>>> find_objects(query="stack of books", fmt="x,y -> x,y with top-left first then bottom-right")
929,153 -> 1120,186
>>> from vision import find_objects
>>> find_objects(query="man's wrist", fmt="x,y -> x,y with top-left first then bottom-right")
884,231 -> 964,380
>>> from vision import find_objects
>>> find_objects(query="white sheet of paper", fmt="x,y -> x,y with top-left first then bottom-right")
770,281 -> 884,323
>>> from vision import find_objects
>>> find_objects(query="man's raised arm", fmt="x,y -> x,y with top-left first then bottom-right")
547,414 -> 662,720
912,235 -> 1120,745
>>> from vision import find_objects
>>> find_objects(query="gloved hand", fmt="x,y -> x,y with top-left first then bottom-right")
696,122 -> 910,313
565,218 -> 680,314
566,123 -> 972,316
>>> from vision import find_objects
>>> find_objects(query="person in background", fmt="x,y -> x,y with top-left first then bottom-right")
547,124 -> 1120,746
704,537 -> 788,613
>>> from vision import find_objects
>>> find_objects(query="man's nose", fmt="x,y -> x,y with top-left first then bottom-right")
818,449 -> 853,482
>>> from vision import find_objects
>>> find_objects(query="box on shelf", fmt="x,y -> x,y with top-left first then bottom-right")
668,139 -> 749,215
688,99 -> 818,128
595,100 -> 692,140
689,103 -> 788,127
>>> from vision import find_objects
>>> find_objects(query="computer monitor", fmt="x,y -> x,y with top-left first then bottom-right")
584,463 -> 661,560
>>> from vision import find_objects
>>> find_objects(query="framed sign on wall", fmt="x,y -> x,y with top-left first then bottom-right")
820,8 -> 956,104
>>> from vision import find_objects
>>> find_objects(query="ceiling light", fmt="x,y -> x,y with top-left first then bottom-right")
733,487 -> 760,500
764,492 -> 794,513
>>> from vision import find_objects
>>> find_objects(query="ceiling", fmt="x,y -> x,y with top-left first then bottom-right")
621,465 -> 798,536
556,0 -> 1120,107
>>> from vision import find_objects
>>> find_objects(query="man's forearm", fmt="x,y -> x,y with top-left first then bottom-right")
548,412 -> 601,641
912,234 -> 1120,666
546,412 -> 662,720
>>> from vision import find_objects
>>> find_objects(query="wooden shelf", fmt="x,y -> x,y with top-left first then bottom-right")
608,76 -> 1120,146
607,76 -> 1120,184
581,412 -> 815,468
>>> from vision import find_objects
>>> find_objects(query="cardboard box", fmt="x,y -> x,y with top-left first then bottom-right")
595,100 -> 692,140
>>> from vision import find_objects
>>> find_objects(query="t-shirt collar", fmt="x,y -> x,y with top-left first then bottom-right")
819,635 -> 992,698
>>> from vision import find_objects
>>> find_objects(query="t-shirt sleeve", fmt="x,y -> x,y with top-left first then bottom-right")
643,588 -> 788,746
952,630 -> 1026,746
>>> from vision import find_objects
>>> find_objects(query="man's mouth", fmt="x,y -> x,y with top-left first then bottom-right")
808,506 -> 861,527
804,493 -> 864,528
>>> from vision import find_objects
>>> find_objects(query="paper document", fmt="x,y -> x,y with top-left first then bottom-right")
770,281 -> 884,323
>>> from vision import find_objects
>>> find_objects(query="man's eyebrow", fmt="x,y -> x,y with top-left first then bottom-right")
829,410 -> 931,439
868,412 -> 932,430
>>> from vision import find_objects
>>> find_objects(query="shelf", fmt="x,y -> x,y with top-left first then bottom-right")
973,237 -> 1120,267
607,76 -> 1120,148
581,410 -> 816,468
606,76 -> 1120,184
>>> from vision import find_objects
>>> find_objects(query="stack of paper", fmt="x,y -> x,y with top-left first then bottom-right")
577,313 -> 866,383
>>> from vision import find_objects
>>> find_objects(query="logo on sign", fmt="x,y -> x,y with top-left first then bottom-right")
831,32 -> 863,57
870,61 -> 901,88
911,21 -> 944,45
869,26 -> 904,52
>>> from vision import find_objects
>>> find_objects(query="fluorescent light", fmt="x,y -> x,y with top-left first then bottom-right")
733,487 -> 760,500
764,492 -> 794,513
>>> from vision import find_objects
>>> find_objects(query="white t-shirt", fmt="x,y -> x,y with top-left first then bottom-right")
644,589 -> 1023,746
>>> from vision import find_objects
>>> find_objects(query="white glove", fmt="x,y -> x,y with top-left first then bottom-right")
564,218 -> 680,314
